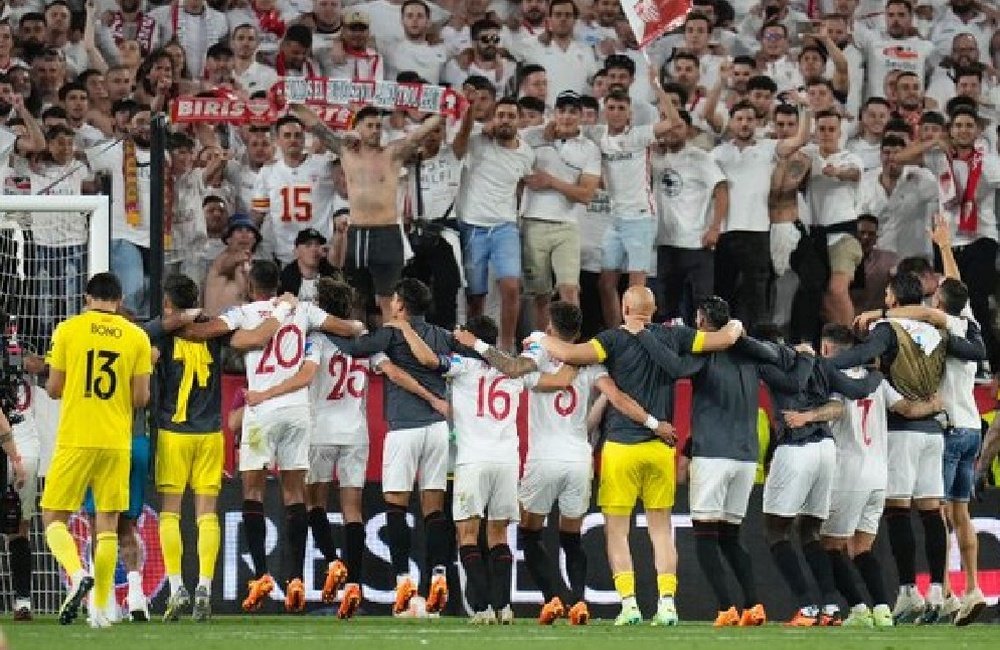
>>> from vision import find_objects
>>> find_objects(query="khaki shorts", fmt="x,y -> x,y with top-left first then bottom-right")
521,219 -> 580,295
828,235 -> 863,276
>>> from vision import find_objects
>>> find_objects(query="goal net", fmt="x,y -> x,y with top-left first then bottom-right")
0,195 -> 110,614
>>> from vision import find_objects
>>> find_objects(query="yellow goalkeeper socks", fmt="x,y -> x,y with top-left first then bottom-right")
45,521 -> 83,578
93,532 -> 118,610
657,573 -> 678,598
197,513 -> 221,583
159,512 -> 183,579
613,571 -> 636,599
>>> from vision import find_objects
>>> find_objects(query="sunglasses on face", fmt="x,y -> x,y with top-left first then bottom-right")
478,35 -> 500,44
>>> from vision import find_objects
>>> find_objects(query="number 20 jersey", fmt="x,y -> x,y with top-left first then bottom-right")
307,333 -> 369,445
521,342 -> 607,464
221,300 -> 328,410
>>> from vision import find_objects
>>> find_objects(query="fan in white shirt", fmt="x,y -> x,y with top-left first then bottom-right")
384,0 -> 447,83
251,116 -> 340,265
856,0 -> 937,100
805,110 -> 864,327
232,24 -> 279,96
516,0 -> 599,107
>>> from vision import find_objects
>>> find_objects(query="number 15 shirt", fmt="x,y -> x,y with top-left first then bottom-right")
220,300 -> 330,410
48,310 -> 152,450
251,153 -> 340,265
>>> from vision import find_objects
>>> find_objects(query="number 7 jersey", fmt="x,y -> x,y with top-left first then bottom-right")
220,299 -> 329,410
830,367 -> 903,492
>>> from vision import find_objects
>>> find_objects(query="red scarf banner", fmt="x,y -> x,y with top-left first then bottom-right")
620,0 -> 692,48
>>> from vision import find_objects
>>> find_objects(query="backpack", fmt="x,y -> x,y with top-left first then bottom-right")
887,320 -> 948,401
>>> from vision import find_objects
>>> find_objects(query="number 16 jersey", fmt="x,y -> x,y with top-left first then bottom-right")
221,299 -> 329,410
445,355 -> 524,465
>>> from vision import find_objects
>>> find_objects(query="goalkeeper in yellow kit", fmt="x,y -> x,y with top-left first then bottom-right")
40,273 -> 152,628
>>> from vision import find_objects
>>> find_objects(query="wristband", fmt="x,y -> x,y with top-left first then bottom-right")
644,415 -> 659,431
473,340 -> 490,355
272,303 -> 291,321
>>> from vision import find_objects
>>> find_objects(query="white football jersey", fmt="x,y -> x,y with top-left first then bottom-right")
445,354 -> 523,465
221,299 -> 329,410
521,342 -> 606,464
11,377 -> 39,448
831,369 -> 902,492
307,333 -> 369,445
251,153 -> 339,264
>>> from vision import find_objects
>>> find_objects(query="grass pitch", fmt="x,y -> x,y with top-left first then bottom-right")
4,615 -> 998,650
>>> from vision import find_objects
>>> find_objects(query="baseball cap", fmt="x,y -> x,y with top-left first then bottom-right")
554,90 -> 582,109
222,212 -> 261,244
295,228 -> 327,246
344,9 -> 369,26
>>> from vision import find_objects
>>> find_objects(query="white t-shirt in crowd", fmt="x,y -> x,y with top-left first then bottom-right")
585,124 -> 656,218
859,35 -> 936,99
414,145 -> 462,221
445,354 -> 523,465
521,127 -> 601,224
711,138 -> 777,233
805,147 -> 863,242
307,332 -> 370,445
385,38 -> 448,84
580,189 -> 613,273
519,38 -> 600,107
87,141 -> 152,247
856,165 -> 939,260
652,145 -> 726,249
458,134 -> 535,227
221,300 -> 329,410
29,162 -> 91,247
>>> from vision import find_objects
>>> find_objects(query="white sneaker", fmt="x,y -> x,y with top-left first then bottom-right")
470,607 -> 495,625
918,586 -> 945,625
89,609 -> 113,629
893,586 -> 925,624
128,591 -> 150,622
940,593 -> 962,623
498,605 -> 514,625
955,589 -> 987,627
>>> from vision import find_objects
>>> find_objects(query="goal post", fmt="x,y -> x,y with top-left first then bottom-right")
0,194 -> 112,276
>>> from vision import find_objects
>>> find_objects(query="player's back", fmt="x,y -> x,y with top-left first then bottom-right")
593,325 -> 695,444
521,342 -> 604,463
447,355 -> 523,465
49,310 -> 152,450
308,332 -> 369,442
831,368 -> 893,490
226,299 -> 327,409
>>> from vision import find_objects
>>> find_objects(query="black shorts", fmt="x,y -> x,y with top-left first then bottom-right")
345,224 -> 405,297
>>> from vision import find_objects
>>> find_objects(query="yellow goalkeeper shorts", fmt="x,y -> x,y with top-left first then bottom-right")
598,440 -> 676,514
155,430 -> 224,496
41,447 -> 129,513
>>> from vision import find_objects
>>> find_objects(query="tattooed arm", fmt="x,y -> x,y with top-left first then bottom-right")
453,328 -> 539,377
288,104 -> 359,154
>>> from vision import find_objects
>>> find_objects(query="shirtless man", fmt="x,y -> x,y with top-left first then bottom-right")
290,103 -> 444,320
203,213 -> 261,316
768,103 -> 812,279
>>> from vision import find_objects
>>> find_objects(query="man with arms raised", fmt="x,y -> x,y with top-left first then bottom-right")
290,103 -> 445,322
539,287 -> 742,625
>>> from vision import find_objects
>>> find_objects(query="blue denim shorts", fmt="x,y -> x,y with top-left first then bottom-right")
601,215 -> 653,273
461,221 -> 522,296
942,427 -> 981,502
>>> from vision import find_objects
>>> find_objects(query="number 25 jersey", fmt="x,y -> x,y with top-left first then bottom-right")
307,333 -> 369,445
221,300 -> 329,410
48,310 -> 152,450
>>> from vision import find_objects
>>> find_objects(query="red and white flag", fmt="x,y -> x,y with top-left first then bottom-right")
620,0 -> 693,48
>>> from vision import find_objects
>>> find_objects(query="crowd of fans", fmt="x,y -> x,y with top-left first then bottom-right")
0,0 -> 998,359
